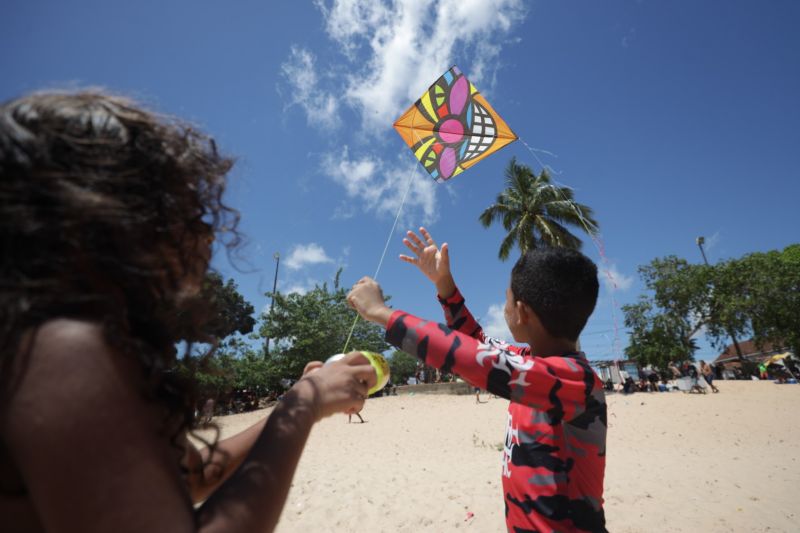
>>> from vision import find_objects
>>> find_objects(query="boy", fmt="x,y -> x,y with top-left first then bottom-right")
347,228 -> 607,532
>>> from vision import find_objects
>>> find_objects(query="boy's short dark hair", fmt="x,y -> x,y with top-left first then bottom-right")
510,247 -> 599,341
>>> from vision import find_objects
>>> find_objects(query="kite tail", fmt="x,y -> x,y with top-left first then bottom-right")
341,163 -> 417,354
519,136 -> 624,358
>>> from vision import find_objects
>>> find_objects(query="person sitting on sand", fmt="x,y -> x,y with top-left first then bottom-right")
687,364 -> 706,393
0,90 -> 377,533
347,227 -> 607,533
647,370 -> 660,392
623,376 -> 636,394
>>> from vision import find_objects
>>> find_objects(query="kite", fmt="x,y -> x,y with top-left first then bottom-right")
393,65 -> 517,183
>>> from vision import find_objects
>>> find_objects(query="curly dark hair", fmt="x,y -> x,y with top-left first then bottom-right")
511,247 -> 599,341
0,90 -> 240,448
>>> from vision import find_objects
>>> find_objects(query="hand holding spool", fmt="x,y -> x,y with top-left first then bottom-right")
325,351 -> 390,396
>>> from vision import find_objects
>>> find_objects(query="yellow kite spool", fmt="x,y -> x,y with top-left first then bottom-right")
325,351 -> 390,396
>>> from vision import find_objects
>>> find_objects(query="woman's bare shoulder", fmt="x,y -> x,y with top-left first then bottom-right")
4,317 -> 147,434
3,318 -> 196,532
23,318 -> 108,357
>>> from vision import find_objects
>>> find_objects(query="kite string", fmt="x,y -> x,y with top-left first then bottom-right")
341,163 -> 418,354
519,135 -> 624,358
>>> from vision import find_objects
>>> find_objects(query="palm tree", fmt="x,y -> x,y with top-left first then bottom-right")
479,158 -> 599,260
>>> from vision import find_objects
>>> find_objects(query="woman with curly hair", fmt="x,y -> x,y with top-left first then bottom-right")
0,90 -> 376,532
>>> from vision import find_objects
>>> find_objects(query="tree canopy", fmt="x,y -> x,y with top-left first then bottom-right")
624,245 -> 800,368
259,269 -> 390,387
201,272 -> 256,338
388,350 -> 418,384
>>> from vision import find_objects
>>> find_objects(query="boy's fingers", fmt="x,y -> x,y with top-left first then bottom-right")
399,254 -> 416,264
441,243 -> 450,264
407,231 -> 425,250
420,227 -> 436,246
402,238 -> 421,256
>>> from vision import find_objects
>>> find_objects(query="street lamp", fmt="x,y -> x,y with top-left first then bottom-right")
696,236 -> 709,265
264,251 -> 280,357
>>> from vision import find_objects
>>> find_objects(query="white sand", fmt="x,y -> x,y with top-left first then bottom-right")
210,381 -> 800,532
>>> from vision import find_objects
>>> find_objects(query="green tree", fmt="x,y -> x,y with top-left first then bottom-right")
202,272 -> 256,338
388,350 -> 418,384
181,274 -> 258,399
623,297 -> 699,368
479,158 -> 599,260
623,256 -> 709,367
624,247 -> 800,367
259,269 -> 390,383
710,247 -> 800,356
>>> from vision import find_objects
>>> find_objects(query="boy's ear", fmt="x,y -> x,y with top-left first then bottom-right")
516,301 -> 545,332
515,301 -> 534,325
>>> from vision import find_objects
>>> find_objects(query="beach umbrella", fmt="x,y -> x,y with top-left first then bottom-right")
763,352 -> 791,366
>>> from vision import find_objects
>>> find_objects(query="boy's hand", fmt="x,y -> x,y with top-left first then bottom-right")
400,227 -> 455,298
295,352 -> 377,421
346,277 -> 393,326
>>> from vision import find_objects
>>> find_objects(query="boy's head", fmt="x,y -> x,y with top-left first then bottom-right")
507,247 -> 599,342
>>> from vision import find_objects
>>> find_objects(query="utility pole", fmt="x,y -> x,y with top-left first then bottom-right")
264,252 -> 280,357
696,236 -> 743,360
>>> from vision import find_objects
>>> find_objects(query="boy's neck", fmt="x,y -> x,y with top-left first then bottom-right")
527,334 -> 577,357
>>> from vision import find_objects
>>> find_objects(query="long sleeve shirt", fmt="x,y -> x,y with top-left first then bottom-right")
385,287 -> 607,533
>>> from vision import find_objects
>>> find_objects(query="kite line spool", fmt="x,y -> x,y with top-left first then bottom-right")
325,351 -> 391,396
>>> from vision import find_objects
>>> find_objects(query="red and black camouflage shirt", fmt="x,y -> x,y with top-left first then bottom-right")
385,287 -> 607,533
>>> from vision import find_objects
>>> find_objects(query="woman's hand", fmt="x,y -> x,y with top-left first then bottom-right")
294,352 -> 377,421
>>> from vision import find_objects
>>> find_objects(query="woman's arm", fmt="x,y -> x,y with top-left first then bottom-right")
3,320 -> 375,533
184,417 -> 267,504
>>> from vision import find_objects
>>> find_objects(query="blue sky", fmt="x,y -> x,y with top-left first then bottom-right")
3,0 -> 798,362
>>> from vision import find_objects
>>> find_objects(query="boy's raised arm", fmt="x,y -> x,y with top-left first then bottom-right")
347,279 -> 592,414
400,228 -> 525,353
399,227 -> 456,299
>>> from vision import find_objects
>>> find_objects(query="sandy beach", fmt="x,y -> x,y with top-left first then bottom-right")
207,381 -> 799,532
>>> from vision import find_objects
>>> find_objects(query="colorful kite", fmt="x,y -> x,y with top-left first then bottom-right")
393,65 -> 517,182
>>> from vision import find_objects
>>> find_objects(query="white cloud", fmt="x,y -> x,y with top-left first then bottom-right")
284,283 -> 312,295
281,1 -> 527,222
482,303 -> 512,341
280,46 -> 340,129
321,146 -> 438,225
599,264 -> 634,292
313,0 -> 527,130
284,243 -> 334,270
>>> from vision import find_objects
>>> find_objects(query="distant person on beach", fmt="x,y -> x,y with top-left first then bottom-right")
622,376 -> 636,394
347,227 -> 607,533
0,91 -> 377,533
700,361 -> 720,393
647,370 -> 660,392
687,364 -> 706,393
348,411 -> 366,423
474,386 -> 484,403
200,398 -> 215,426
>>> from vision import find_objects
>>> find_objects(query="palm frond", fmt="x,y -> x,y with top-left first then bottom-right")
498,230 -> 518,261
486,158 -> 600,259
478,203 -> 508,228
